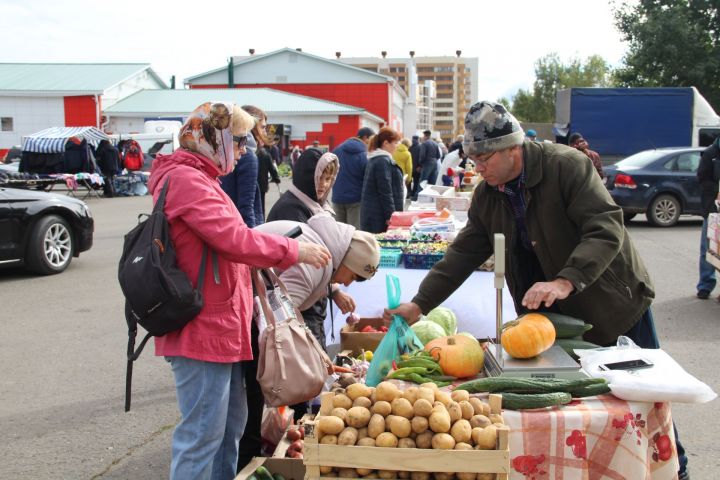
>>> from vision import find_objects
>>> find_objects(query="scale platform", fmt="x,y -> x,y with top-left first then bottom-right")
484,344 -> 589,380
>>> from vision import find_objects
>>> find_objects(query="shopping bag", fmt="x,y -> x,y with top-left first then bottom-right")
365,274 -> 424,386
261,405 -> 294,447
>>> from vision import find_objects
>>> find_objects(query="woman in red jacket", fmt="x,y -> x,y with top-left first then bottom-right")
148,102 -> 330,480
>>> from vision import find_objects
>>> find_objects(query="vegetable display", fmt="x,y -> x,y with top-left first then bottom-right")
424,335 -> 485,378
426,307 -> 458,336
500,313 -> 556,359
411,320 -> 447,345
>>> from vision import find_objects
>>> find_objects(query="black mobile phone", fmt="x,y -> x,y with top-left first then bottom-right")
599,358 -> 654,371
283,226 -> 302,239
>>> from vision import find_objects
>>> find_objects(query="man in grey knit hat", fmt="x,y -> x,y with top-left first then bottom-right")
387,100 -> 689,480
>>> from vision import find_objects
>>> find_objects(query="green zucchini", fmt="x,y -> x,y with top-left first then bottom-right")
273,474 -> 286,480
454,376 -> 605,394
501,392 -> 572,410
569,382 -> 612,398
255,466 -> 274,480
541,312 -> 593,339
553,338 -> 602,359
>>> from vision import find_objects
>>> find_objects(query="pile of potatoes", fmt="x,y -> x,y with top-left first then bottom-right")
315,381 -> 505,480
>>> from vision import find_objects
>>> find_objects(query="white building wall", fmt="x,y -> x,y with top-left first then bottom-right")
0,96 -> 64,149
266,114 -> 340,141
102,70 -> 166,109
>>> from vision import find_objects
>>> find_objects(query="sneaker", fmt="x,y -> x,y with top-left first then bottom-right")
678,469 -> 690,480
697,289 -> 711,299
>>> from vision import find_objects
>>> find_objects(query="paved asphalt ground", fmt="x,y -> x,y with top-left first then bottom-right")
1,178 -> 718,479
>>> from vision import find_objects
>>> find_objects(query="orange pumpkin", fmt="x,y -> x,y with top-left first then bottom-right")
424,335 -> 485,378
501,313 -> 556,359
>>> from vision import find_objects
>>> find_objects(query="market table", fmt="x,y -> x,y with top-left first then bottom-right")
503,394 -> 679,479
324,267 -> 518,346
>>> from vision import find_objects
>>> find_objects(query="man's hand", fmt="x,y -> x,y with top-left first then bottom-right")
521,278 -> 574,310
297,242 -> 330,268
332,290 -> 356,314
383,302 -> 422,326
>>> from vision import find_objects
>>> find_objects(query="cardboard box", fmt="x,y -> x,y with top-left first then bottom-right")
435,192 -> 473,212
417,185 -> 455,203
340,317 -> 385,356
235,457 -> 305,480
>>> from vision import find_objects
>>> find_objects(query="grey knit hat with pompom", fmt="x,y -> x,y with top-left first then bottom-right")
462,101 -> 525,156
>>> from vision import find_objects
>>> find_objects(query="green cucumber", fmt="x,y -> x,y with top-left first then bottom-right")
553,338 -> 602,359
255,466 -> 274,480
569,382 -> 612,398
273,474 -> 286,480
501,392 -> 572,410
541,312 -> 593,339
454,377 -> 605,394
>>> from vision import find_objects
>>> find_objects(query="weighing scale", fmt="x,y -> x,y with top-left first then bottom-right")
484,234 -> 589,380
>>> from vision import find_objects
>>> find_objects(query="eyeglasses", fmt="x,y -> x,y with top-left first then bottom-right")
233,135 -> 248,148
471,150 -> 499,168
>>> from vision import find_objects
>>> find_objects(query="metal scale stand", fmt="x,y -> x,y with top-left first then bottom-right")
483,234 -> 589,380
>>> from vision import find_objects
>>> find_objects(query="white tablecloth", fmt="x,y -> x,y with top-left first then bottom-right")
324,267 -> 517,346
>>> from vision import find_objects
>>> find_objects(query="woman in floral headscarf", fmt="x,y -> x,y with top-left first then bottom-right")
148,102 -> 330,480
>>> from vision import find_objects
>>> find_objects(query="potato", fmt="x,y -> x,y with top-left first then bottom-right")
391,398 -> 415,419
446,401 -> 462,423
411,416 -> 429,434
357,468 -> 374,476
429,409 -> 451,433
319,466 -> 334,474
431,433 -> 456,450
398,472 -> 410,479
319,416 -> 345,435
474,425 -> 498,450
372,400 -> 392,417
403,386 -> 419,405
493,422 -> 505,428
456,473 -> 477,480
347,407 -> 372,428
435,390 -> 452,406
420,382 -> 438,391
365,474 -> 380,479
398,437 -> 416,448
378,470 -> 397,479
450,419 -> 472,444
434,473 -> 454,480
376,432 -> 399,448
416,387 -> 435,404
376,382 -> 401,402
353,396 -> 373,409
413,398 -> 433,417
385,414 -> 399,431
338,468 -> 358,478
477,475 -> 494,480
480,402 -> 491,417
454,442 -> 473,450
469,415 -> 492,429
389,416 -> 411,438
451,390 -> 470,403
357,427 -> 369,439
347,383 -> 373,400
411,473 -> 431,480
333,393 -> 353,410
467,397 -> 484,415
331,407 -> 348,423
320,434 -> 338,444
489,414 -> 504,425
368,414 -> 386,438
338,426 -> 359,445
459,401 -> 474,420
358,437 -> 376,447
415,431 -> 433,449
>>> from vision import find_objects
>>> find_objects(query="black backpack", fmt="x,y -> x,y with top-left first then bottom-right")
118,177 -> 210,411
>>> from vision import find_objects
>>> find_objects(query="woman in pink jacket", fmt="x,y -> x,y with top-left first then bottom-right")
148,102 -> 330,480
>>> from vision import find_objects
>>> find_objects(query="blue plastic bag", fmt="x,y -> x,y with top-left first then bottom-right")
365,274 -> 424,387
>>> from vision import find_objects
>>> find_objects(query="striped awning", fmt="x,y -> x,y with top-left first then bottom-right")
21,126 -> 110,153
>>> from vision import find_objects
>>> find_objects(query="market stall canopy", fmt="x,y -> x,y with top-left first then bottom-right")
21,126 -> 111,154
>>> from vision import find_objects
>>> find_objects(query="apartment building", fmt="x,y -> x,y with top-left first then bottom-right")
338,52 -> 478,141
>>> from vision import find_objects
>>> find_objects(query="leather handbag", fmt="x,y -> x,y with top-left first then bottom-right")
252,268 -> 333,407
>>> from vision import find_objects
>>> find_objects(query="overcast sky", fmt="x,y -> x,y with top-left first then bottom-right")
2,0 -> 628,102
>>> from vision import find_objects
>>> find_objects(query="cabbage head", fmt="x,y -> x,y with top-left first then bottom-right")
426,306 -> 457,336
411,320 -> 446,345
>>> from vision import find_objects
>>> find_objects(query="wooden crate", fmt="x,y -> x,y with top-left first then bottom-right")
303,392 -> 509,480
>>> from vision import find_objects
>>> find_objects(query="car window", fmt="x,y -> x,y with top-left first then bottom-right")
663,158 -> 675,171
676,152 -> 700,172
616,150 -> 666,168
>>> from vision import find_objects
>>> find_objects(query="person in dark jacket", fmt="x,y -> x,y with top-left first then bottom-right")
418,130 -> 440,187
387,100 -> 689,480
221,106 -> 265,227
95,139 -> 121,197
257,145 -> 280,217
696,136 -> 720,299
331,127 -> 374,228
409,135 -> 422,199
360,127 -> 404,233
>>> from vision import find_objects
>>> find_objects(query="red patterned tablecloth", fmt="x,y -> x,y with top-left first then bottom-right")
503,394 -> 679,480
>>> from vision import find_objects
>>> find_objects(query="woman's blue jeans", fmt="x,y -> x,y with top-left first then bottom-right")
167,356 -> 248,480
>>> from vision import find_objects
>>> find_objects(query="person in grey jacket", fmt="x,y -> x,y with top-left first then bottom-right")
418,129 -> 440,186
360,127 -> 404,233
386,100 -> 689,480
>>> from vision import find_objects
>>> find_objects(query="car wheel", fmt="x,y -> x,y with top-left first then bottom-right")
26,215 -> 74,274
647,194 -> 681,227
622,212 -> 637,223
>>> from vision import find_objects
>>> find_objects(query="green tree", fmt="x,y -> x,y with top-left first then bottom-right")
613,0 -> 720,110
508,53 -> 613,122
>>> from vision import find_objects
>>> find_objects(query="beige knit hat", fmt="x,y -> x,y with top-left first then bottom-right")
341,231 -> 380,280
